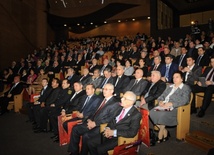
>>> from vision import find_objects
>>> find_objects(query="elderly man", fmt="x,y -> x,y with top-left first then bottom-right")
138,71 -> 166,110
123,68 -> 148,96
88,91 -> 142,155
67,83 -> 122,155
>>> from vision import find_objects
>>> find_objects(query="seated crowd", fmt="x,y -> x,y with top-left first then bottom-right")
0,31 -> 214,154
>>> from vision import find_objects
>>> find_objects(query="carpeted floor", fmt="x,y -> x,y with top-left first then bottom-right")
0,111 -> 208,155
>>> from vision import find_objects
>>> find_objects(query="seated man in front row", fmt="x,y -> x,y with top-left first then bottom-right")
88,91 -> 142,155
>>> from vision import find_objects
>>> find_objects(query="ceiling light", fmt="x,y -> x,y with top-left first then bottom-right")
104,21 -> 107,24
95,25 -> 98,28
118,20 -> 121,23
132,19 -> 135,21
64,24 -> 67,27
90,22 -> 93,25
77,23 -> 80,26
147,17 -> 150,19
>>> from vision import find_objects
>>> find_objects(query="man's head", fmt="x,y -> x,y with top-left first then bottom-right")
134,69 -> 143,79
186,57 -> 195,67
51,78 -> 60,88
74,82 -> 83,92
103,68 -> 112,79
121,91 -> 136,109
14,76 -> 20,84
92,58 -> 98,65
93,69 -> 100,78
67,68 -> 75,76
41,78 -> 49,87
181,47 -> 187,55
62,79 -> 70,89
103,83 -> 114,98
164,47 -> 170,55
116,66 -> 125,76
154,56 -> 161,65
165,54 -> 173,65
151,71 -> 161,83
103,59 -> 109,66
210,57 -> 214,68
198,47 -> 205,56
85,84 -> 95,96
83,68 -> 89,76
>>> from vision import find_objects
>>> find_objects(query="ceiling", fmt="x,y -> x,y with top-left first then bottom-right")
46,0 -> 214,33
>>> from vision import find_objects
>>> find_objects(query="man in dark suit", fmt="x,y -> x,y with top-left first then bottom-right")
63,81 -> 86,114
123,68 -> 148,96
34,78 -> 61,132
65,68 -> 79,90
28,78 -> 52,125
137,71 -> 166,110
182,56 -> 202,86
62,84 -> 102,133
191,57 -> 214,117
147,56 -> 164,78
89,69 -> 104,89
99,59 -> 112,76
0,75 -> 23,115
195,47 -> 210,67
161,54 -> 178,83
176,46 -> 188,70
88,91 -> 142,155
67,83 -> 122,155
113,66 -> 130,100
89,58 -> 100,75
79,68 -> 91,89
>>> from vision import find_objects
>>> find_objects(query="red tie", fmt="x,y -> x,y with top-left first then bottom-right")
93,99 -> 107,118
118,109 -> 125,122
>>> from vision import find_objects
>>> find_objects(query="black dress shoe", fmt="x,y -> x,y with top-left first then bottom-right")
197,110 -> 205,118
53,138 -> 59,143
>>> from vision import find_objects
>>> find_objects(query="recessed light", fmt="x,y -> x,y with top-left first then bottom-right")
104,21 -> 107,24
90,22 -> 93,25
77,23 -> 80,26
132,19 -> 135,21
64,24 -> 67,27
147,17 -> 150,19
118,20 -> 121,23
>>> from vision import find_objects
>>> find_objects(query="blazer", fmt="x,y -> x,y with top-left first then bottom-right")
79,74 -> 91,88
184,65 -> 202,86
78,94 -> 102,120
196,54 -> 210,67
107,106 -> 142,138
99,77 -> 114,89
201,67 -> 214,82
67,74 -> 80,88
45,87 -> 61,106
113,74 -> 130,97
123,78 -> 148,96
5,82 -> 23,100
89,96 -> 122,127
147,63 -> 164,77
175,54 -> 188,68
65,90 -> 86,113
141,80 -> 166,110
162,62 -> 179,83
37,86 -> 52,103
89,76 -> 104,88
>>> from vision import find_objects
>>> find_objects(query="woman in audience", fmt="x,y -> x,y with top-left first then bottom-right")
20,69 -> 28,84
28,68 -> 48,95
135,58 -> 148,77
2,68 -> 14,85
26,69 -> 37,95
149,71 -> 191,143
124,59 -> 134,76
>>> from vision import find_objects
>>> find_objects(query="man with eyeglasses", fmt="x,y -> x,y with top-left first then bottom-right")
88,91 -> 142,155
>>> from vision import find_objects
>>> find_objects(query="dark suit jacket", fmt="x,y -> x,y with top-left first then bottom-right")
113,74 -> 130,97
67,74 -> 80,88
201,67 -> 214,82
54,88 -> 72,109
37,86 -> 52,103
45,87 -> 61,106
141,80 -> 166,110
99,77 -> 114,89
89,76 -> 104,88
107,106 -> 141,138
196,54 -> 210,67
184,65 -> 202,86
5,82 -> 23,100
123,78 -> 148,96
89,65 -> 100,74
77,94 -> 102,120
147,63 -> 164,77
162,62 -> 179,83
65,90 -> 86,113
89,96 -> 122,127
79,74 -> 91,88
175,54 -> 188,68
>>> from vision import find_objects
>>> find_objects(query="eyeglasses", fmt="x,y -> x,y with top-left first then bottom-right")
122,96 -> 135,101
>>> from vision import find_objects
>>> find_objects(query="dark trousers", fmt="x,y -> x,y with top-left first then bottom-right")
0,96 -> 11,113
191,84 -> 214,111
67,123 -> 99,155
62,117 -> 81,133
26,102 -> 35,121
33,104 -> 42,126
88,132 -> 117,155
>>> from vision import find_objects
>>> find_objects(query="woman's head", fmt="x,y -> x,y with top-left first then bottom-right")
30,69 -> 35,75
125,59 -> 132,67
173,71 -> 183,85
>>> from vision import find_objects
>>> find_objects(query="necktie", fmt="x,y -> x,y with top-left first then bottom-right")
206,69 -> 214,81
130,80 -> 138,90
144,83 -> 155,98
70,92 -> 77,101
115,77 -> 120,87
196,56 -> 202,65
41,88 -> 45,95
117,109 -> 125,122
153,65 -> 157,71
79,76 -> 85,81
93,99 -> 107,118
179,55 -> 184,66
100,78 -> 107,88
80,96 -> 90,112
165,65 -> 170,81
